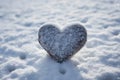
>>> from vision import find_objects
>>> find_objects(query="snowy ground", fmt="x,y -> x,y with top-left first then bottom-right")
0,0 -> 120,80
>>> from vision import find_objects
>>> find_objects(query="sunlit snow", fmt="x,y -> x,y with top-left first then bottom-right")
0,0 -> 120,80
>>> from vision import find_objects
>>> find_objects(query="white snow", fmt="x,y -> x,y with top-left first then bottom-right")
0,0 -> 120,80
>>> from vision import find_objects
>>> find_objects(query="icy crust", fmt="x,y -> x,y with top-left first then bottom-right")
38,23 -> 87,62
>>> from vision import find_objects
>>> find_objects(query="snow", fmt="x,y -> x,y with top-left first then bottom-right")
0,0 -> 120,80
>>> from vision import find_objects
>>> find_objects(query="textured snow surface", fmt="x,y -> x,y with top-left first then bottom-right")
38,23 -> 87,62
0,0 -> 120,80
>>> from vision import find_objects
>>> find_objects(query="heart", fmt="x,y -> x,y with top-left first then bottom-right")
38,23 -> 87,63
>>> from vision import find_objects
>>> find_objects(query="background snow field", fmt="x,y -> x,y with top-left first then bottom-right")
0,0 -> 120,80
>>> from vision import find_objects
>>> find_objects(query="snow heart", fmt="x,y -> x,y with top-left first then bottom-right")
38,23 -> 87,63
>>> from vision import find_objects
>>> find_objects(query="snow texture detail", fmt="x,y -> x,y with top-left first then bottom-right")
38,23 -> 87,63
